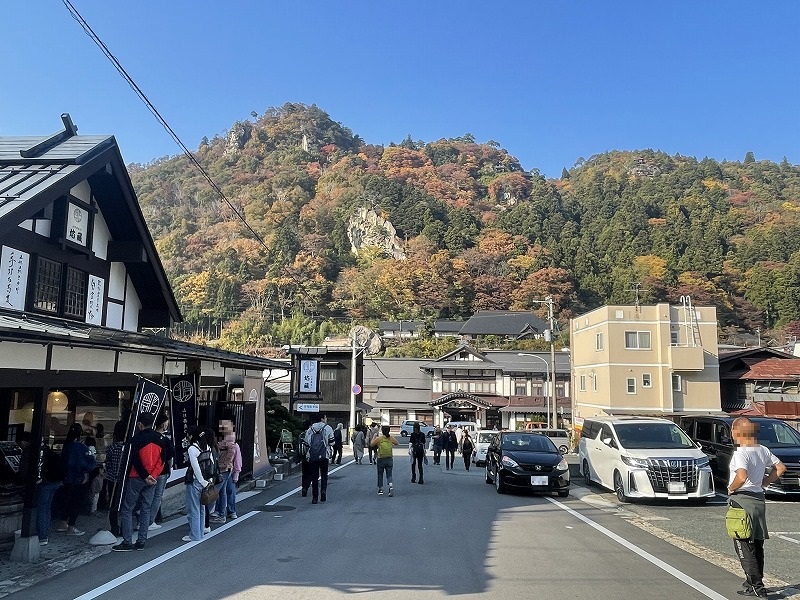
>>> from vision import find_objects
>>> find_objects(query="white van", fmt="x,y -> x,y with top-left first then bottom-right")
446,421 -> 479,433
473,430 -> 500,466
578,416 -> 714,503
535,428 -> 571,455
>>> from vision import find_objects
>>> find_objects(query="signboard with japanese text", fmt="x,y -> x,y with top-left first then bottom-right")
65,202 -> 89,247
0,246 -> 29,311
298,359 -> 320,394
85,275 -> 104,325
168,373 -> 198,469
245,376 -> 271,478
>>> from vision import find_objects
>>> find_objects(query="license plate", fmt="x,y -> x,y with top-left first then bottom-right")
531,476 -> 548,486
668,482 -> 686,494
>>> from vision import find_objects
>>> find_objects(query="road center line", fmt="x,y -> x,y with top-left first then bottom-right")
544,497 -> 728,600
75,459 -> 354,599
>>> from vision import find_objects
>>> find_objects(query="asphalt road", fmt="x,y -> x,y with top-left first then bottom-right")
8,450 -> 782,600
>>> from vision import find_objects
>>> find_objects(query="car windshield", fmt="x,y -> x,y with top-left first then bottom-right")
501,434 -> 556,453
614,423 -> 695,449
478,432 -> 498,444
757,421 -> 800,447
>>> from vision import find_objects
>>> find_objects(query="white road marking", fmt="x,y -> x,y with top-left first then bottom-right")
545,497 -> 729,600
777,535 -> 800,545
75,460 -> 354,599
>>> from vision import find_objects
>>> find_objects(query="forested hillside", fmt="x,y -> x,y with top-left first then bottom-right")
129,103 -> 800,352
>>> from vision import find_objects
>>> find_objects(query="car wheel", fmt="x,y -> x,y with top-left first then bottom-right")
557,489 -> 569,498
485,464 -> 492,484
494,470 -> 505,494
614,470 -> 629,503
558,445 -> 569,455
582,459 -> 593,485
400,431 -> 407,437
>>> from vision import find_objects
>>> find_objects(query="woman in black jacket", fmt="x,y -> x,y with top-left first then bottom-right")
409,423 -> 426,484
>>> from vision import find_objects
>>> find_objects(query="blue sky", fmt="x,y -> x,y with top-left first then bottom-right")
3,1 -> 799,177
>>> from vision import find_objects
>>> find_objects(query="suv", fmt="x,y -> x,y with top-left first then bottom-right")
399,420 -> 434,437
473,430 -> 500,466
681,416 -> 800,495
578,416 -> 714,503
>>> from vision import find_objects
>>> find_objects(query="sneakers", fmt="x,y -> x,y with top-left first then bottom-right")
203,527 -> 211,534
134,540 -> 146,550
228,513 -> 238,520
112,541 -> 135,552
378,488 -> 384,495
388,485 -> 394,497
301,489 -> 308,497
320,493 -> 326,502
66,527 -> 85,536
147,523 -> 162,530
181,535 -> 194,542
210,515 -> 226,523
312,498 -> 318,504
39,538 -> 49,546
53,522 -> 68,533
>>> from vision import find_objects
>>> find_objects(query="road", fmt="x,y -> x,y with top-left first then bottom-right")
8,449 -> 784,600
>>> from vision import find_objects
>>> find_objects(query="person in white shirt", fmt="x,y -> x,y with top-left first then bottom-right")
727,417 -> 785,598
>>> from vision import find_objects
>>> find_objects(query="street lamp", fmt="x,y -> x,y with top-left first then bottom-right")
518,353 -> 552,429
524,295 -> 557,428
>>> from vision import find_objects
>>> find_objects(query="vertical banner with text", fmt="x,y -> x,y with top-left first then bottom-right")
245,376 -> 271,478
168,373 -> 198,470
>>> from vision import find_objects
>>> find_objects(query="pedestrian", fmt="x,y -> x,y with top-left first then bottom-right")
303,414 -> 335,504
182,427 -> 213,542
409,423 -> 426,484
443,425 -> 458,470
55,422 -> 95,536
351,425 -> 366,464
460,430 -> 475,471
113,412 -> 167,551
211,419 -> 241,523
100,421 -> 126,536
144,412 -> 174,530
203,427 -> 220,533
36,443 -> 64,546
331,423 -> 344,464
366,423 -> 380,464
432,426 -> 443,465
371,425 -> 398,496
299,418 -> 312,497
727,417 -> 786,598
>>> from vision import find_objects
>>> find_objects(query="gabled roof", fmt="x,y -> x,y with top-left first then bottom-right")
0,115 -> 181,325
434,320 -> 465,333
741,358 -> 800,380
419,345 -> 492,370
719,347 -> 797,380
458,310 -> 548,337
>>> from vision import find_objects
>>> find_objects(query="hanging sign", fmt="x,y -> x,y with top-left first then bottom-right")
298,359 -> 320,394
0,246 -> 29,311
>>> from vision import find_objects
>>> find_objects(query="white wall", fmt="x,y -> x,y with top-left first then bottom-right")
123,275 -> 141,331
91,211 -> 111,260
108,262 -> 126,301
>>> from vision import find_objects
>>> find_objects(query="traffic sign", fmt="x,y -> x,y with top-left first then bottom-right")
296,403 -> 320,413
351,384 -> 362,395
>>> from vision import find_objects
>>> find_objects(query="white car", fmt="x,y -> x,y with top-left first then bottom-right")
578,416 -> 714,502
472,430 -> 500,466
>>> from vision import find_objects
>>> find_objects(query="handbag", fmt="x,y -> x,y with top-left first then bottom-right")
200,482 -> 220,506
725,500 -> 753,540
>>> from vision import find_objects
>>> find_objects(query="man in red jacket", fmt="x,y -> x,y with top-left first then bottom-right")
113,413 -> 167,552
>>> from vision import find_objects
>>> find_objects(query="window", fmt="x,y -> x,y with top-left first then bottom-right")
531,380 -> 544,396
64,267 -> 87,318
579,375 -> 586,392
595,332 -> 604,351
592,375 -> 598,392
625,331 -> 651,349
672,374 -> 682,392
33,257 -> 62,313
670,330 -> 679,345
514,379 -> 527,396
389,412 -> 406,426
320,368 -> 337,381
626,378 -> 636,394
642,373 -> 652,388
695,420 -> 713,442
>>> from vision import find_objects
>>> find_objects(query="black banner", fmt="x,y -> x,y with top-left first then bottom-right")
168,373 -> 198,470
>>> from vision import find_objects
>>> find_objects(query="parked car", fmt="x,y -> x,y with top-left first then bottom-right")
399,420 -> 434,437
446,421 -> 479,433
536,428 -> 571,455
473,430 -> 500,466
680,415 -> 800,495
578,416 -> 715,503
485,431 -> 570,497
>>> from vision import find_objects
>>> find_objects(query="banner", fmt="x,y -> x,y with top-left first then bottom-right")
114,378 -> 169,512
1,246 -> 30,312
168,373 -> 198,469
245,376 -> 271,478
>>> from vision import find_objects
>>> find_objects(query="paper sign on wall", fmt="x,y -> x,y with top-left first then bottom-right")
85,275 -> 104,325
66,203 -> 89,247
0,246 -> 30,312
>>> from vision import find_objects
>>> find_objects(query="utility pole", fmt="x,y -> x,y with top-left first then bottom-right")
530,296 -> 557,429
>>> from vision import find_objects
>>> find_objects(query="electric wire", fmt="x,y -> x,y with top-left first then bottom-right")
61,0 -> 269,251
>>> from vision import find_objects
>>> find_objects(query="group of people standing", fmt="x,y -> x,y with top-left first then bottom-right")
431,424 -> 474,471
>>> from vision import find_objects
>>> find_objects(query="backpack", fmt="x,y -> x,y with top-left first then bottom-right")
307,427 -> 328,462
186,445 -> 218,484
378,437 -> 394,459
411,434 -> 426,457
462,437 -> 474,454
725,502 -> 753,540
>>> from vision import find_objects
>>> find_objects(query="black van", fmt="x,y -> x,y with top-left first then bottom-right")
680,416 -> 800,495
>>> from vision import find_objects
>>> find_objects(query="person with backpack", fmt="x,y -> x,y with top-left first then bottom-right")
331,423 -> 344,465
303,414 -> 335,504
182,427 -> 214,542
366,423 -> 380,464
727,417 -> 786,598
370,425 -> 398,496
409,423 -> 426,484
459,430 -> 475,471
298,418 -> 312,497
211,419 -> 241,523
36,443 -> 64,546
113,412 -> 168,552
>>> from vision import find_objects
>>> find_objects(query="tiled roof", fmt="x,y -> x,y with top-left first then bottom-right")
458,310 -> 548,336
742,358 -> 800,380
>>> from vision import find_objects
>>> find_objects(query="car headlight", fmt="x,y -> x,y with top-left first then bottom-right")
695,457 -> 710,468
556,458 -> 568,471
501,456 -> 519,468
621,456 -> 649,468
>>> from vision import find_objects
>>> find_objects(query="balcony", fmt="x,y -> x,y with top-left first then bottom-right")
668,345 -> 704,371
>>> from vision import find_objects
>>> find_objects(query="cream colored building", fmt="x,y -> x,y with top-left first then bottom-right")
571,302 -> 721,422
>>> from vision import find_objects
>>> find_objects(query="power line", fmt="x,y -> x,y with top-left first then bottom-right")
61,0 -> 269,251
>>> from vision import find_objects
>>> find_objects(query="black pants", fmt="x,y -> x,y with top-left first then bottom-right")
411,454 -> 424,483
445,449 -> 455,469
463,452 -> 471,470
331,446 -> 342,464
301,460 -> 311,492
60,483 -> 83,527
433,447 -> 442,464
734,538 -> 766,593
368,446 -> 377,463
309,459 -> 329,500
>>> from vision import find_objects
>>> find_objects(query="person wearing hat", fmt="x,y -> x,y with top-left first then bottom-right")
113,412 -> 168,552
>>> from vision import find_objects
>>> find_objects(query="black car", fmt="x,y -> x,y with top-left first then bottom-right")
485,431 -> 570,497
681,416 -> 800,495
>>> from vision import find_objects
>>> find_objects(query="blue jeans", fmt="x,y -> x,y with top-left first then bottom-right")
214,471 -> 236,516
185,481 -> 204,541
376,457 -> 393,488
36,481 -> 61,540
149,474 -> 168,525
121,478 -> 156,544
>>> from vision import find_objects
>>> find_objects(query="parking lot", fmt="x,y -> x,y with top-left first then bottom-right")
571,474 -> 800,589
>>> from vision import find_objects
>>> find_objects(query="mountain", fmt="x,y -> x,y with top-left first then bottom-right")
128,102 -> 800,350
